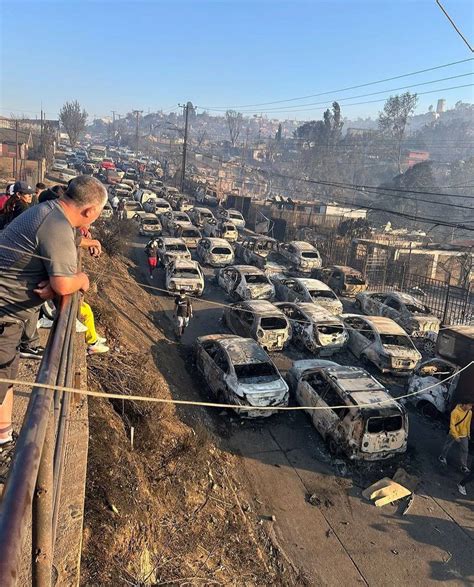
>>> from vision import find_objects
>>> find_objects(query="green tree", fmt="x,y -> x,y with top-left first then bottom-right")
59,100 -> 88,147
378,92 -> 418,174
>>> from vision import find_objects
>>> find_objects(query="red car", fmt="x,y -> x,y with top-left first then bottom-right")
100,158 -> 116,170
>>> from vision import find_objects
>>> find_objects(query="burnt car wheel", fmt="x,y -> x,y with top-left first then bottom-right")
423,339 -> 436,355
417,400 -> 440,419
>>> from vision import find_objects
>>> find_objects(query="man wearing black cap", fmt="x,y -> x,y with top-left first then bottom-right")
1,181 -> 35,227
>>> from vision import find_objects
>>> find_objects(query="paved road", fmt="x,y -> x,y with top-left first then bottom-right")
128,233 -> 474,586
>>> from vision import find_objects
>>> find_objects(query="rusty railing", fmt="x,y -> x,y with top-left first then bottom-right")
0,292 -> 78,586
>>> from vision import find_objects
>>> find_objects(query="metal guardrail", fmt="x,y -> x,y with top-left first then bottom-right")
0,292 -> 78,586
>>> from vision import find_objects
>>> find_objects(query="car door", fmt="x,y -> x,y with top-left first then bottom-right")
328,270 -> 343,293
279,304 -> 307,343
344,317 -> 366,356
201,344 -> 229,398
219,268 -> 234,292
382,295 -> 402,321
292,282 -> 307,303
282,279 -> 298,302
355,318 -> 377,361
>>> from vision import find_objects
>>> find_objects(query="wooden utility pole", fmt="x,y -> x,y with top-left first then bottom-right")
111,110 -> 116,144
14,120 -> 19,180
178,102 -> 192,193
132,110 -> 143,156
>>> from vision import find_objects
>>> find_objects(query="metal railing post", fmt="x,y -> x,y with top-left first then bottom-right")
32,407 -> 54,587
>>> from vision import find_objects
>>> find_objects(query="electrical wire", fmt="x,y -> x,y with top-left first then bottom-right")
199,74 -> 474,114
436,0 -> 474,53
197,57 -> 474,109
1,359 -> 472,411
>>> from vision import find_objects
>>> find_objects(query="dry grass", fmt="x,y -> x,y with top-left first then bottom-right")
80,251 -> 297,586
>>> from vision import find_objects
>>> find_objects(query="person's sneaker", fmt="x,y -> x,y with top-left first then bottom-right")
149,274 -> 154,280
76,320 -> 88,333
88,341 -> 109,355
438,456 -> 447,465
19,345 -> 44,360
461,466 -> 471,474
38,316 -> 54,329
458,484 -> 467,496
97,336 -> 107,344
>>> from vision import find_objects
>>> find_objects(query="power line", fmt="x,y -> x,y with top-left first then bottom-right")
200,73 -> 473,113
198,83 -> 474,115
436,0 -> 474,53
197,57 -> 473,109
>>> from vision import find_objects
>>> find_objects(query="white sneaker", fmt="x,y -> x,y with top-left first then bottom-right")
97,336 -> 107,344
458,484 -> 467,496
38,317 -> 54,329
88,341 -> 110,355
76,320 -> 88,333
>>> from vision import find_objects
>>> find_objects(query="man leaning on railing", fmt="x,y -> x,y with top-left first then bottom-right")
0,176 -> 107,475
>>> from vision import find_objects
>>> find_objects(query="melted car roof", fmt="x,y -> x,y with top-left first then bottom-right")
219,337 -> 269,364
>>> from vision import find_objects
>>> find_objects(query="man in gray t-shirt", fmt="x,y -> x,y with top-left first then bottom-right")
0,175 -> 107,446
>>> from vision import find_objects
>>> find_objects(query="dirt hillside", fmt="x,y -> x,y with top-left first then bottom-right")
80,249 -> 299,586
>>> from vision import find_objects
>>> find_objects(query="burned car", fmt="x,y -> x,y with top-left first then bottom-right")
313,265 -> 368,297
407,358 -> 460,417
160,210 -> 191,232
355,291 -> 440,351
188,207 -> 215,228
165,259 -> 204,296
216,265 -> 275,301
138,213 -> 162,236
272,276 -> 343,315
342,314 -> 421,375
123,200 -> 143,219
202,218 -> 238,241
194,334 -> 289,417
235,236 -> 278,269
196,238 -> 235,267
170,222 -> 202,248
278,241 -> 322,273
155,237 -> 192,266
223,300 -> 291,351
217,208 -> 246,230
276,302 -> 348,356
287,360 -> 408,460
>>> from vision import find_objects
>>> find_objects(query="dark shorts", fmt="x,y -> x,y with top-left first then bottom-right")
0,322 -> 22,403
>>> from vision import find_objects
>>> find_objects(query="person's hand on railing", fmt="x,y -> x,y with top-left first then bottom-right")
33,280 -> 56,300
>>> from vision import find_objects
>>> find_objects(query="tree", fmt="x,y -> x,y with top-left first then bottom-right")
59,100 -> 88,147
196,129 -> 207,147
275,123 -> 282,141
378,92 -> 418,174
225,110 -> 243,147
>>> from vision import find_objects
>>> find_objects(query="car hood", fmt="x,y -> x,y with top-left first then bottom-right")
231,378 -> 289,406
383,345 -> 421,360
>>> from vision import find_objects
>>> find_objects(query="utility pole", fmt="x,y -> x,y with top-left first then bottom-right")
14,120 -> 19,180
178,102 -> 192,193
111,110 -> 116,144
132,110 -> 143,157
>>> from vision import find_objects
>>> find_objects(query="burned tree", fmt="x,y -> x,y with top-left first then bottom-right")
378,92 -> 418,174
226,110 -> 243,147
59,100 -> 88,147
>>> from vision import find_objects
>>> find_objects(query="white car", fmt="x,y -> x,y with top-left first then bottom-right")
165,259 -> 204,296
276,302 -> 348,356
342,314 -> 422,375
170,222 -> 202,248
196,238 -> 234,267
216,265 -> 275,301
155,237 -> 192,266
278,241 -> 322,273
218,208 -> 245,230
194,334 -> 289,418
272,276 -> 343,315
355,291 -> 440,350
51,159 -> 68,171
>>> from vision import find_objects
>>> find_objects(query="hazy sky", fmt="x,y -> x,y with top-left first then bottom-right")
1,0 -> 473,121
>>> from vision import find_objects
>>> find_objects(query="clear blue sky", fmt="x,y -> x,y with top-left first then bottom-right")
1,0 -> 473,121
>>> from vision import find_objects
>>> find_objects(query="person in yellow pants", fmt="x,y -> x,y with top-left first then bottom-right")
80,301 -> 109,355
